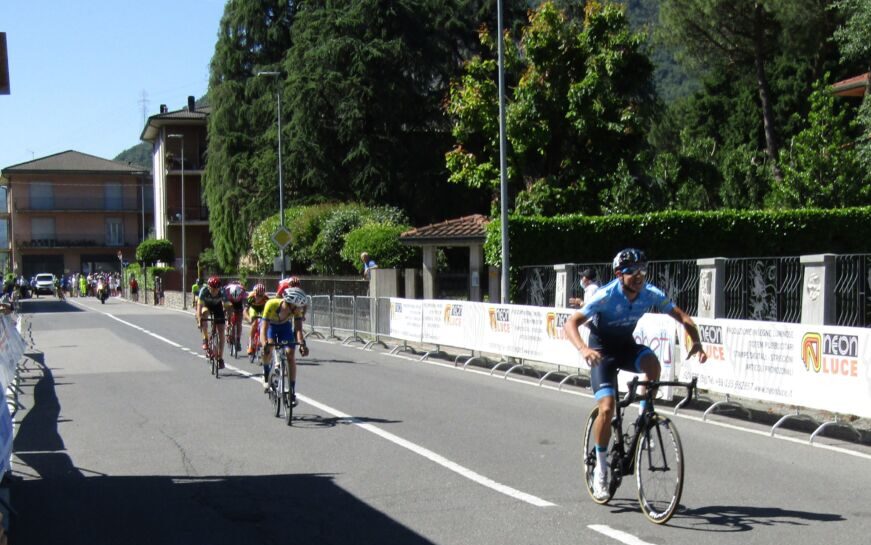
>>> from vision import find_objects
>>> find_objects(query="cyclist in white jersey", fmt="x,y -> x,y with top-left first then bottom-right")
564,248 -> 708,500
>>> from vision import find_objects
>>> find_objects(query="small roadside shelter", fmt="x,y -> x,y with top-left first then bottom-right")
399,214 -> 495,301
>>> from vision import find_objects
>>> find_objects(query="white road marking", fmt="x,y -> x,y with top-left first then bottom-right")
589,525 -> 658,545
298,393 -> 556,507
75,299 -> 557,508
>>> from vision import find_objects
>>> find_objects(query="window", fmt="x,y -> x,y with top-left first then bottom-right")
0,219 -> 7,247
30,182 -> 53,209
105,218 -> 123,246
31,217 -> 55,240
105,183 -> 122,210
0,186 -> 7,213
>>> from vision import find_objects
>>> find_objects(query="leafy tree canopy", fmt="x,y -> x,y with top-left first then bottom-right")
446,1 -> 657,216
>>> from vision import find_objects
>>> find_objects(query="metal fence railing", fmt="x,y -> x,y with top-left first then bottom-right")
834,254 -> 871,328
724,257 -> 802,323
308,295 -> 332,338
332,296 -> 356,341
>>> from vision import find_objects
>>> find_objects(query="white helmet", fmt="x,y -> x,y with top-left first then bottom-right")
283,286 -> 308,307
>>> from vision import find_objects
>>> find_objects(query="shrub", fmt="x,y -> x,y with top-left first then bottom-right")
341,223 -> 419,272
136,238 -> 174,265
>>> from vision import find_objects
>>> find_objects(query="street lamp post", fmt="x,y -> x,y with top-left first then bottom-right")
496,0 -> 510,304
167,133 -> 187,309
257,70 -> 286,277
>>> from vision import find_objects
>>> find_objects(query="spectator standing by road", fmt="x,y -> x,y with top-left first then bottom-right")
360,252 -> 378,280
580,268 -> 600,302
129,275 -> 139,302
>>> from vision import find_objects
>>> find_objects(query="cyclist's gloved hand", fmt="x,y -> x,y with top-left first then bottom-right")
686,342 -> 707,363
299,343 -> 309,357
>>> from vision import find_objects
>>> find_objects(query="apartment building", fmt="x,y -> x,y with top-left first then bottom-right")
140,96 -> 212,291
0,150 -> 151,277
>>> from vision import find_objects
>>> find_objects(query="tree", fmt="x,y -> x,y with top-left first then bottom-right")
136,239 -> 174,265
446,1 -> 658,216
769,76 -> 866,208
282,0 -> 501,225
833,0 -> 871,171
204,0 -> 300,270
658,0 -> 835,184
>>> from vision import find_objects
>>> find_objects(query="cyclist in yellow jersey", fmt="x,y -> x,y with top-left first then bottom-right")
246,283 -> 269,355
260,287 -> 309,402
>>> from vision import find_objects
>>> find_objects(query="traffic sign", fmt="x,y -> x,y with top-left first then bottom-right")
271,226 -> 292,250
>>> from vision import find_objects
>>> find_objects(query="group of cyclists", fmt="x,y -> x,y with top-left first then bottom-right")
195,275 -> 310,406
179,246 -> 712,511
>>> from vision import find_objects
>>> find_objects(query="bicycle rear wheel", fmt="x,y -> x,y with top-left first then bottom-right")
210,328 -> 220,378
582,406 -> 614,504
635,414 -> 684,524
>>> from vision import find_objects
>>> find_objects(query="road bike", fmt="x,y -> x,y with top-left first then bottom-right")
248,316 -> 261,363
227,308 -> 242,359
266,340 -> 296,426
582,376 -> 697,524
201,317 -> 221,379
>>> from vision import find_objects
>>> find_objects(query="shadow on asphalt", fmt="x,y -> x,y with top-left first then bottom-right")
11,351 -> 428,545
598,498 -> 844,531
15,299 -> 84,313
671,504 -> 845,531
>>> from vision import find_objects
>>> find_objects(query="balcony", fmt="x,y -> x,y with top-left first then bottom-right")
17,234 -> 137,249
166,206 -> 209,223
15,196 -> 146,212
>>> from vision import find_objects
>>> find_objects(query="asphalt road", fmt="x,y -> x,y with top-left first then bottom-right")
9,296 -> 871,545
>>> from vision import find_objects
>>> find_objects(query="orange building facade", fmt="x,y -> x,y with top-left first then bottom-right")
1,151 -> 151,277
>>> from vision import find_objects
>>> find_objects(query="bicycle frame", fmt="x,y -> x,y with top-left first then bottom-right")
606,377 -> 696,488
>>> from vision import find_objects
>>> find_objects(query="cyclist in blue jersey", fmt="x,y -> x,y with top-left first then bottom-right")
564,248 -> 707,500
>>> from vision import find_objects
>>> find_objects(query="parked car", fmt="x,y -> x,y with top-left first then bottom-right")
34,273 -> 56,295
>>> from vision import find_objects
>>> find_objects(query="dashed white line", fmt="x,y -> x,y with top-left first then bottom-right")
589,525 -> 658,545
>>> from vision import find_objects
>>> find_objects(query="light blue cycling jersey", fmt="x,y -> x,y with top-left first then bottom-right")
579,278 -> 674,349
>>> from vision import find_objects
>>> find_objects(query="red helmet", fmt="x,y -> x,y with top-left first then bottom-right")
276,276 -> 300,297
207,276 -> 220,288
253,283 -> 266,297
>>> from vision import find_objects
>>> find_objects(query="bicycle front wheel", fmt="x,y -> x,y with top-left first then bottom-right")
635,414 -> 684,524
273,352 -> 283,418
582,406 -> 614,504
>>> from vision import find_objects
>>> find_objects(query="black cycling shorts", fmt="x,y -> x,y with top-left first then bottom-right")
589,342 -> 653,400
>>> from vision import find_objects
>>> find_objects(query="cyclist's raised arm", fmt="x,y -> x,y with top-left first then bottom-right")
667,306 -> 707,362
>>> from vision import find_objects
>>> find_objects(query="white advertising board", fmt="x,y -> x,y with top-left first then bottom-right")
679,318 -> 871,418
388,298 -> 423,343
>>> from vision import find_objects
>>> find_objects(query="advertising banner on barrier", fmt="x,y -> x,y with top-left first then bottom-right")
388,298 -> 423,343
420,300 -> 481,349
0,315 -> 24,393
678,318 -> 871,418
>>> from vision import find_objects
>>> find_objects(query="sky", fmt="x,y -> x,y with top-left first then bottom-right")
0,0 -> 227,170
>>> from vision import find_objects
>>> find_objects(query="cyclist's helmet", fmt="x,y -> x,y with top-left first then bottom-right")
276,276 -> 301,297
253,283 -> 266,297
282,286 -> 308,307
612,248 -> 647,272
207,275 -> 221,288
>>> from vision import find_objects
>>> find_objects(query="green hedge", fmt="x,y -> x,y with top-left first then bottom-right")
485,207 -> 871,267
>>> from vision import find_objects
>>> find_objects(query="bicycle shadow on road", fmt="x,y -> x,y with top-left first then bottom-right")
289,413 -> 403,429
669,504 -> 845,532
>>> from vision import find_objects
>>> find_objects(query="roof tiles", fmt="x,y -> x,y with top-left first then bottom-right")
401,214 -> 489,242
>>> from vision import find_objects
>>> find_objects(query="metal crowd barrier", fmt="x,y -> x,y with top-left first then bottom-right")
332,295 -> 358,343
306,295 -> 331,339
